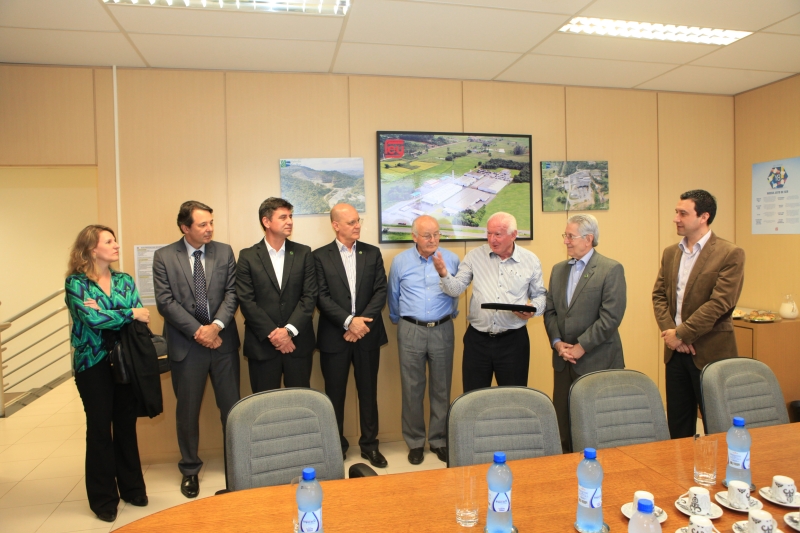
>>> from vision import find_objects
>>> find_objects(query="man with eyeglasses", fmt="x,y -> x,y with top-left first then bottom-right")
434,212 -> 546,393
388,215 -> 459,465
314,203 -> 389,467
544,213 -> 626,452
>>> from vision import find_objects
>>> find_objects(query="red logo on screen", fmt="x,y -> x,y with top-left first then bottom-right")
384,139 -> 405,159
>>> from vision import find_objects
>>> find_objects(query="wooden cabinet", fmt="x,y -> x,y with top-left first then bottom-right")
733,319 -> 800,408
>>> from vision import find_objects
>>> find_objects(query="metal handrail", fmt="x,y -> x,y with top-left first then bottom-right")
4,352 -> 70,391
4,339 -> 70,378
3,307 -> 67,344
4,289 -> 65,323
4,325 -> 69,363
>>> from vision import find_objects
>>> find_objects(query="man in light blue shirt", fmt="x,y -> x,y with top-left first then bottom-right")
388,215 -> 459,465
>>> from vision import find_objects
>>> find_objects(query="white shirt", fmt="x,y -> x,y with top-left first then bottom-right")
336,239 -> 357,329
184,238 -> 224,330
264,237 -> 298,337
567,248 -> 594,306
675,230 -> 712,326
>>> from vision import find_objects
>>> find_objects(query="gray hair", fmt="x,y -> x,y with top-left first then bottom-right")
486,212 -> 517,235
567,213 -> 599,247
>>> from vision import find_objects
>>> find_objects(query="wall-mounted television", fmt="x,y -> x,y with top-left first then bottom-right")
377,131 -> 533,243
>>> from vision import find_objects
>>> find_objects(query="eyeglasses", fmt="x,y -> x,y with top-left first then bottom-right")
417,232 -> 441,241
345,218 -> 364,227
562,233 -> 588,241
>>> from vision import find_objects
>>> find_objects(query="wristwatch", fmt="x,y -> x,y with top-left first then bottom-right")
285,327 -> 295,338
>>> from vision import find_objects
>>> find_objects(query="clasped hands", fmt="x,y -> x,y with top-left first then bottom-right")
195,324 -> 222,349
344,316 -> 372,343
554,341 -> 585,364
661,329 -> 696,355
268,327 -> 295,354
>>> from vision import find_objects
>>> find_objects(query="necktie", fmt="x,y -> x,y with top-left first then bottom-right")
193,250 -> 211,325
567,260 -> 584,305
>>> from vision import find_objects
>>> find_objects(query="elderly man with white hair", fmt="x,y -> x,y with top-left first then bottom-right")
433,212 -> 546,392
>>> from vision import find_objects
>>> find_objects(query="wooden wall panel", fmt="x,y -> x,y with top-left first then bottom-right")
0,65 -> 96,165
463,81 -> 566,397
735,75 -> 800,310
565,87 -> 661,383
116,69 -> 230,460
94,68 -> 118,232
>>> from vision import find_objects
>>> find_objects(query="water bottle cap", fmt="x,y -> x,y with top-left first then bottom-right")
302,467 -> 316,481
733,416 -> 746,427
493,452 -> 506,463
637,499 -> 654,513
584,448 -> 597,459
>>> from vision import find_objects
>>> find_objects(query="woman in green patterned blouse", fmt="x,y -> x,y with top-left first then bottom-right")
65,225 -> 150,523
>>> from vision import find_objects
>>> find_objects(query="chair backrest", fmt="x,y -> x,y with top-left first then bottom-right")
225,388 -> 345,491
446,386 -> 561,467
700,358 -> 789,434
569,369 -> 670,451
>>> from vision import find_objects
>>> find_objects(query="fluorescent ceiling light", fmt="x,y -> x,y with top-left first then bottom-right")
559,17 -> 751,46
102,0 -> 350,16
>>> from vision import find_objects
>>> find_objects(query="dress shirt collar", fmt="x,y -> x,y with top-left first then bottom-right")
415,245 -> 437,261
568,247 -> 594,266
336,238 -> 357,253
678,230 -> 712,255
488,242 -> 520,263
184,238 -> 205,256
264,237 -> 285,255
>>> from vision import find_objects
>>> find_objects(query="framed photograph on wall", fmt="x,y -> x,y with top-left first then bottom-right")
377,131 -> 533,243
279,157 -> 365,215
540,160 -> 609,212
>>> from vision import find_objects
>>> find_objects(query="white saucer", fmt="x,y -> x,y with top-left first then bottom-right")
621,502 -> 668,523
733,520 -> 784,533
715,491 -> 763,512
674,497 -> 723,519
760,487 -> 800,508
785,512 -> 800,533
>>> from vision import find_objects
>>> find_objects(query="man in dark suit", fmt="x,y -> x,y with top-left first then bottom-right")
653,190 -> 745,439
314,203 -> 389,467
544,214 -> 626,452
236,197 -> 317,392
153,200 -> 240,499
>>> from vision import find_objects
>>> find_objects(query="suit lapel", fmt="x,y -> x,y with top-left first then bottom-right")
203,242 -> 215,290
355,242 -> 366,296
670,246 -> 682,317
256,240 -> 281,293
329,241 -> 350,289
683,232 -> 714,303
281,241 -> 295,291
567,253 -> 597,311
175,239 -> 196,298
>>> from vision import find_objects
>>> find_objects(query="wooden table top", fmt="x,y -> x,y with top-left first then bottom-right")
118,424 -> 800,533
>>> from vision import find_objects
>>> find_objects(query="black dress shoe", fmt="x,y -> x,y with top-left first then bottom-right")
123,495 -> 149,507
360,449 -> 388,468
96,511 -> 117,523
430,445 -> 448,463
408,447 -> 424,465
181,474 -> 199,498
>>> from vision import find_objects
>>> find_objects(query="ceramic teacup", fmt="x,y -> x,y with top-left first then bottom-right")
748,509 -> 777,532
689,515 -> 721,533
729,480 -> 751,510
680,486 -> 711,515
634,490 -> 655,509
771,475 -> 796,504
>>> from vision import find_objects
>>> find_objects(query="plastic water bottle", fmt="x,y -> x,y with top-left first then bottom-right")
297,467 -> 323,533
577,448 -> 604,533
725,416 -> 752,487
487,451 -> 513,533
628,499 -> 661,533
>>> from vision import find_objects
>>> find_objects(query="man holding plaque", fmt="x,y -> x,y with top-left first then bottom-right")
433,212 -> 546,393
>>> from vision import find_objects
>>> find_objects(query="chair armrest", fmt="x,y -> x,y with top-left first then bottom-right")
348,463 -> 378,478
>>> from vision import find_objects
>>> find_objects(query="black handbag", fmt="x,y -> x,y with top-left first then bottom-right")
150,329 -> 170,374
103,329 -> 131,384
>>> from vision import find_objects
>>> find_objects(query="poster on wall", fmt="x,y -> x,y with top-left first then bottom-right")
134,244 -> 167,306
540,160 -> 609,212
279,157 -> 365,215
752,156 -> 800,234
376,131 -> 533,243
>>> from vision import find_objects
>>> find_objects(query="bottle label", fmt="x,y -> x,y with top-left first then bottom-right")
728,449 -> 750,470
488,489 -> 511,512
578,485 -> 602,509
298,508 -> 322,532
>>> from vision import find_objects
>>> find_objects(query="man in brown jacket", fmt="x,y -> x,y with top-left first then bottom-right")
652,190 -> 745,439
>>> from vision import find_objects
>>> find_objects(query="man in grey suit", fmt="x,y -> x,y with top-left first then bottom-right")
544,214 -> 626,452
153,201 -> 240,499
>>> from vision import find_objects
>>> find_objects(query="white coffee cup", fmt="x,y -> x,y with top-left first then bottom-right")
680,486 -> 711,515
634,490 -> 655,509
689,515 -> 720,533
772,475 -> 797,504
728,480 -> 751,510
748,509 -> 777,533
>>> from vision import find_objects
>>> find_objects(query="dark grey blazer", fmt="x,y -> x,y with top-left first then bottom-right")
153,239 -> 240,362
544,251 -> 626,375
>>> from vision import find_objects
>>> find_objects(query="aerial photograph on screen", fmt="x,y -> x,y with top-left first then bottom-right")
279,157 -> 365,215
377,132 -> 532,243
541,160 -> 609,212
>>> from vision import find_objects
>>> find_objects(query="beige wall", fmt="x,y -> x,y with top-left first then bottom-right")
0,64 -> 741,462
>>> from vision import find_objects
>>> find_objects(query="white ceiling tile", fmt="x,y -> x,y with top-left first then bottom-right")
636,65 -> 793,94
108,4 -> 342,41
763,13 -> 800,36
404,0 -> 593,15
496,54 -> 676,88
0,27 -> 145,67
343,0 -> 568,52
333,42 -> 518,80
129,33 -> 335,72
582,0 -> 800,32
533,33 -> 717,64
691,33 -> 800,73
0,0 -> 119,32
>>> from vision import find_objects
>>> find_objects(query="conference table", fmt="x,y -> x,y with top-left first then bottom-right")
118,424 -> 799,532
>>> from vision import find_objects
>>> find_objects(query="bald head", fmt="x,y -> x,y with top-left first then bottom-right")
330,203 -> 362,247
